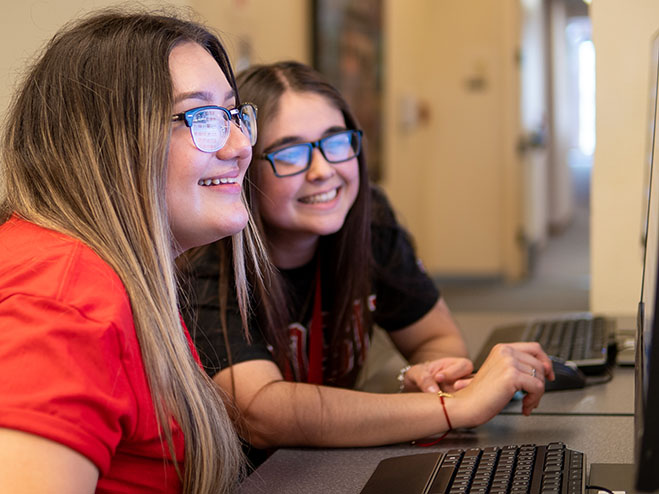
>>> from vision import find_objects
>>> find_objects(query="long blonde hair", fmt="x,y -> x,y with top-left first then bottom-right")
0,8 -> 246,493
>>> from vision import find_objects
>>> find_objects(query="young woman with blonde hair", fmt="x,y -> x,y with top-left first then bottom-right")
0,8 -> 261,493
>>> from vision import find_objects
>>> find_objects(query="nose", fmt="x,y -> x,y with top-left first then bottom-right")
305,147 -> 336,181
215,121 -> 252,164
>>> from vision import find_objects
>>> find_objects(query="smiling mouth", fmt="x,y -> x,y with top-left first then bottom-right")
198,177 -> 239,186
299,187 -> 339,204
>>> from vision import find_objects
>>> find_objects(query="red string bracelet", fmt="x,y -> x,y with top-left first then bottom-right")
412,391 -> 453,447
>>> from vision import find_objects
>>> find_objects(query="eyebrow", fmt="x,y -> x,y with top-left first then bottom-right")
173,88 -> 236,105
262,126 -> 348,153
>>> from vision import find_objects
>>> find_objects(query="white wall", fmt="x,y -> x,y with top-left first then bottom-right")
590,0 -> 659,314
519,0 -> 549,251
547,0 -> 574,231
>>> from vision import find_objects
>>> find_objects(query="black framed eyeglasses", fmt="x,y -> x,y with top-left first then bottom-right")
172,102 -> 258,152
259,129 -> 363,177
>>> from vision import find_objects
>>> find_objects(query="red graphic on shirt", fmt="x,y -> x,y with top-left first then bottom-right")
286,295 -> 375,384
287,323 -> 309,382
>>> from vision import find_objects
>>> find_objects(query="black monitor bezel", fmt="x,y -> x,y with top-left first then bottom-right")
635,28 -> 659,492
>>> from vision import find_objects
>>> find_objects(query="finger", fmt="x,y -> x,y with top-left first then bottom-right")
417,372 -> 440,393
510,350 -> 550,383
433,359 -> 473,383
405,364 -> 441,393
451,377 -> 474,391
518,374 -> 546,414
522,392 -> 542,415
509,342 -> 555,381
545,356 -> 556,381
521,363 -> 544,383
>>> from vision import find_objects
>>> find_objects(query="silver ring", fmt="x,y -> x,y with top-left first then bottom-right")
531,368 -> 537,378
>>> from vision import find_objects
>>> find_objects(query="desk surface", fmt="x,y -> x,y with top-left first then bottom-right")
239,312 -> 637,493
239,415 -> 633,494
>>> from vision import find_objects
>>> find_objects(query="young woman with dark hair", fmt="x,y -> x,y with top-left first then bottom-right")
186,61 -> 554,465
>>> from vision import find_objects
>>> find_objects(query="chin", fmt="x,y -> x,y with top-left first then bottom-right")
216,210 -> 249,238
194,211 -> 248,247
311,219 -> 347,237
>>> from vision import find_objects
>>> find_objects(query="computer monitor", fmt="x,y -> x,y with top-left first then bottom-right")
589,29 -> 659,494
634,28 -> 659,493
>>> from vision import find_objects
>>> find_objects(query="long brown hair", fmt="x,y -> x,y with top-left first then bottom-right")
0,8 -> 244,493
236,61 -> 373,384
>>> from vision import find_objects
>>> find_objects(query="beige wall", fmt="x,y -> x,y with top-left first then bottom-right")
2,0 -> 656,315
0,0 -> 187,121
2,0 -> 524,280
382,0 -> 522,279
0,0 -> 308,120
590,0 -> 659,314
190,0 -> 310,67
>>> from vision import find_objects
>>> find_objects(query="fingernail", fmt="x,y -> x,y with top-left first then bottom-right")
429,385 -> 439,393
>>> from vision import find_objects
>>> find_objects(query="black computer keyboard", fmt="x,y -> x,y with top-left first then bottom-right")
522,316 -> 608,369
360,442 -> 586,494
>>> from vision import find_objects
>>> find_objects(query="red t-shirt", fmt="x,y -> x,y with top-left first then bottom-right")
0,216 -> 192,493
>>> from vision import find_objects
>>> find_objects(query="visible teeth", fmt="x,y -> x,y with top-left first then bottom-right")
197,177 -> 239,186
300,188 -> 338,204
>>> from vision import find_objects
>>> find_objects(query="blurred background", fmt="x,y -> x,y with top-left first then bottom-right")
2,0 -> 657,318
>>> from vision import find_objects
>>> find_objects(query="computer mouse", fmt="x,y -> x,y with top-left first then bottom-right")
545,356 -> 587,391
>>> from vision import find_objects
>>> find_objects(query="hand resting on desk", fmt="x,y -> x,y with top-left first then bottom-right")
450,342 -> 555,424
399,357 -> 474,394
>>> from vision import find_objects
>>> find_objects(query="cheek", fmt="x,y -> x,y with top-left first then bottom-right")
167,138 -> 192,184
257,172 -> 296,205
166,165 -> 194,209
343,162 -> 361,199
255,176 -> 299,227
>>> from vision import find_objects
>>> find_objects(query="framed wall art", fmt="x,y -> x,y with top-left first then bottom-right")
313,0 -> 384,181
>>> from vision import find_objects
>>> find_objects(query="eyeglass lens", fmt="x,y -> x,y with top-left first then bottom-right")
270,130 -> 360,176
190,109 -> 230,152
322,131 -> 359,162
236,104 -> 258,146
190,105 -> 257,153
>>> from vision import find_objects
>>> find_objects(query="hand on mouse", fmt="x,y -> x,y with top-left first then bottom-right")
447,342 -> 555,428
401,357 -> 474,393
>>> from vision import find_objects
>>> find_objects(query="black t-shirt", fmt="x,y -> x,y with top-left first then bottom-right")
185,186 -> 440,387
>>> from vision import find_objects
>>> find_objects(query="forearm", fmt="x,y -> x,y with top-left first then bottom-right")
240,382 -> 452,449
390,298 -> 469,364
406,332 -> 468,363
223,341 -> 553,450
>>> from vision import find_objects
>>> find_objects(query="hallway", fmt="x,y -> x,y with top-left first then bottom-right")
438,201 -> 590,314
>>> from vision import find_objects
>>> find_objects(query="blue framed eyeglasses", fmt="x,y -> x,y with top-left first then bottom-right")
259,129 -> 362,177
172,103 -> 258,152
